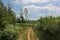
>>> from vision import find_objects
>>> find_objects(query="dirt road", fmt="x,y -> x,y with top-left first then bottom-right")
17,27 -> 39,40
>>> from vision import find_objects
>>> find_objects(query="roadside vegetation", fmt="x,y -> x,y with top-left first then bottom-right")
0,0 -> 60,40
34,16 -> 60,40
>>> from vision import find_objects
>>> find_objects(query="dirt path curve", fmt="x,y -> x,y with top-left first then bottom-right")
17,27 -> 39,40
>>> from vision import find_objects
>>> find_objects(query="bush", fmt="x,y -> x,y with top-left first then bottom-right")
34,16 -> 60,40
0,24 -> 22,40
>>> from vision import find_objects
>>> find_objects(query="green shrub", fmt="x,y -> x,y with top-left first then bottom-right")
0,24 -> 22,40
34,16 -> 60,40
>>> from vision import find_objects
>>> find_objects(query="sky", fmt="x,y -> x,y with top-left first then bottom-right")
2,0 -> 60,20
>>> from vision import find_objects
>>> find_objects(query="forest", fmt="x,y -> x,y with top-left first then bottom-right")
0,0 -> 60,40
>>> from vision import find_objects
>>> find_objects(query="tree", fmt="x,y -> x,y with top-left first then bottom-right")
7,0 -> 16,24
24,8 -> 28,22
0,0 -> 6,30
20,9 -> 25,23
34,16 -> 60,40
16,17 -> 20,23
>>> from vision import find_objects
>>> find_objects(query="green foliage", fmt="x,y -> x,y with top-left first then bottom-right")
34,16 -> 60,40
0,1 -> 21,40
0,0 -> 16,29
1,0 -> 60,40
0,24 -> 21,40
17,9 -> 25,23
0,0 -> 7,30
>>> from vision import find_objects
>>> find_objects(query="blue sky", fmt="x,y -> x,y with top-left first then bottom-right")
2,0 -> 60,20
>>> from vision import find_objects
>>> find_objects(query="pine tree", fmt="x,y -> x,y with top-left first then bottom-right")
20,9 -> 25,23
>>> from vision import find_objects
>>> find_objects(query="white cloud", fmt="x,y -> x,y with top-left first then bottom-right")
23,0 -> 49,4
12,0 -> 60,20
44,4 -> 60,12
24,4 -> 60,12
23,5 -> 40,10
14,0 -> 20,5
23,4 -> 60,20
50,0 -> 60,2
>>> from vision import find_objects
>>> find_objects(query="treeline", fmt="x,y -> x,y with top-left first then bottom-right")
34,16 -> 60,40
0,0 -> 24,40
0,0 -> 16,29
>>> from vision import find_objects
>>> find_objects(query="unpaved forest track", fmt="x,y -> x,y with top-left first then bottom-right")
17,27 -> 39,40
28,28 -> 31,40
